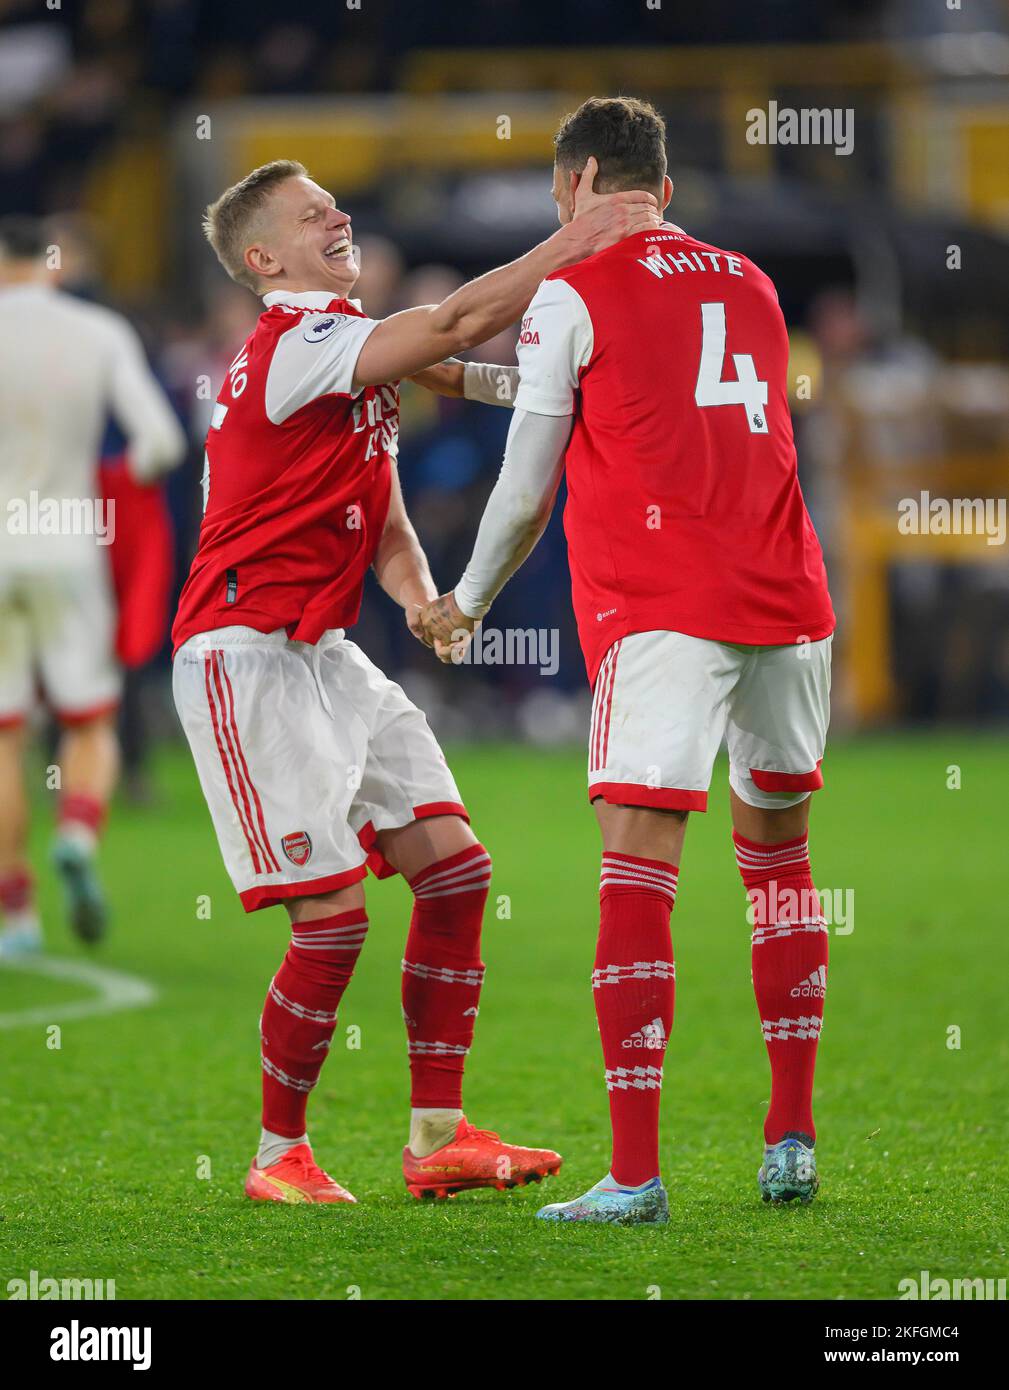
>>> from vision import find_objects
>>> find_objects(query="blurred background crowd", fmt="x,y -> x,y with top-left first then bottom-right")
2,0 -> 1008,788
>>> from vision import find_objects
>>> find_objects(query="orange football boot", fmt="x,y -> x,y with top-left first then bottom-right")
403,1118 -> 562,1200
245,1142 -> 357,1204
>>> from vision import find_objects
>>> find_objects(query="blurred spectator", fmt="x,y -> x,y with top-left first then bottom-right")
0,18 -> 71,116
352,234 -> 406,318
253,24 -> 320,94
0,116 -> 46,215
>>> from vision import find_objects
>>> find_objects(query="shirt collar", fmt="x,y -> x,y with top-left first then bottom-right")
0,281 -> 54,300
261,289 -> 341,310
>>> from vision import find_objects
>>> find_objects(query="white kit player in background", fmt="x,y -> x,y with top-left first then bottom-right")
0,217 -> 186,956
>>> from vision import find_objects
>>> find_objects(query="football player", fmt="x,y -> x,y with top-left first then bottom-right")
421,98 -> 835,1223
0,217 -> 185,955
172,159 -> 658,1202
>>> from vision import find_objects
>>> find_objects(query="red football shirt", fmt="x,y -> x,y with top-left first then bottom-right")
172,290 -> 396,653
513,227 -> 835,684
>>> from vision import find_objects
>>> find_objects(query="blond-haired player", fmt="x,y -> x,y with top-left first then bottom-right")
171,159 -> 659,1202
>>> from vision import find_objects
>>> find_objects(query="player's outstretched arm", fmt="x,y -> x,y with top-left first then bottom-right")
371,464 -> 439,645
410,359 -> 519,407
409,361 -> 467,397
353,160 -> 657,389
419,408 -> 571,662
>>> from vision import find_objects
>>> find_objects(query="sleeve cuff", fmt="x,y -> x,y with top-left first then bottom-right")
453,579 -> 490,621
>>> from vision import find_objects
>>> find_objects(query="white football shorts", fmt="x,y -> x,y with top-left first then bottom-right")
172,625 -> 466,912
588,629 -> 831,812
0,564 -> 121,726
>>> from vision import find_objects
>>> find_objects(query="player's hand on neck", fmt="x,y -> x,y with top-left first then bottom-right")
566,157 -> 673,238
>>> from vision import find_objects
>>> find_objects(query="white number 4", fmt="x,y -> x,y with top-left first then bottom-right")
694,301 -> 769,434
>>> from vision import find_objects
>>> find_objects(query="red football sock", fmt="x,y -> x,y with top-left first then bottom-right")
58,792 -> 106,841
0,868 -> 34,916
734,831 -> 828,1144
259,909 -> 368,1139
403,844 -> 491,1109
594,853 -> 677,1187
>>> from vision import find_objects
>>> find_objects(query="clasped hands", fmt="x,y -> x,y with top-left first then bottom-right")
408,593 -> 478,665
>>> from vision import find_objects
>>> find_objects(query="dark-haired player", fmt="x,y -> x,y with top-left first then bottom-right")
421,97 -> 835,1224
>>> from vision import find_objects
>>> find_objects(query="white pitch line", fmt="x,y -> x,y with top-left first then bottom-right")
0,955 -> 158,1030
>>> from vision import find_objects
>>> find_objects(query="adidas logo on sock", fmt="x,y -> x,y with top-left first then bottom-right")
621,1017 -> 668,1050
790,965 -> 827,999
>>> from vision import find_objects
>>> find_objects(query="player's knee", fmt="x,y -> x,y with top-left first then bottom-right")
0,721 -> 26,753
58,711 -> 119,755
287,882 -> 366,923
380,814 -> 481,883
414,838 -> 492,889
730,790 -> 811,847
594,799 -> 688,862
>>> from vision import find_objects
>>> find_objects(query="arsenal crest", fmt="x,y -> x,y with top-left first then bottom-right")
281,831 -> 312,867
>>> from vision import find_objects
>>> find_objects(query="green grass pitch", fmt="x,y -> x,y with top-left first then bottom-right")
2,733 -> 1005,1300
